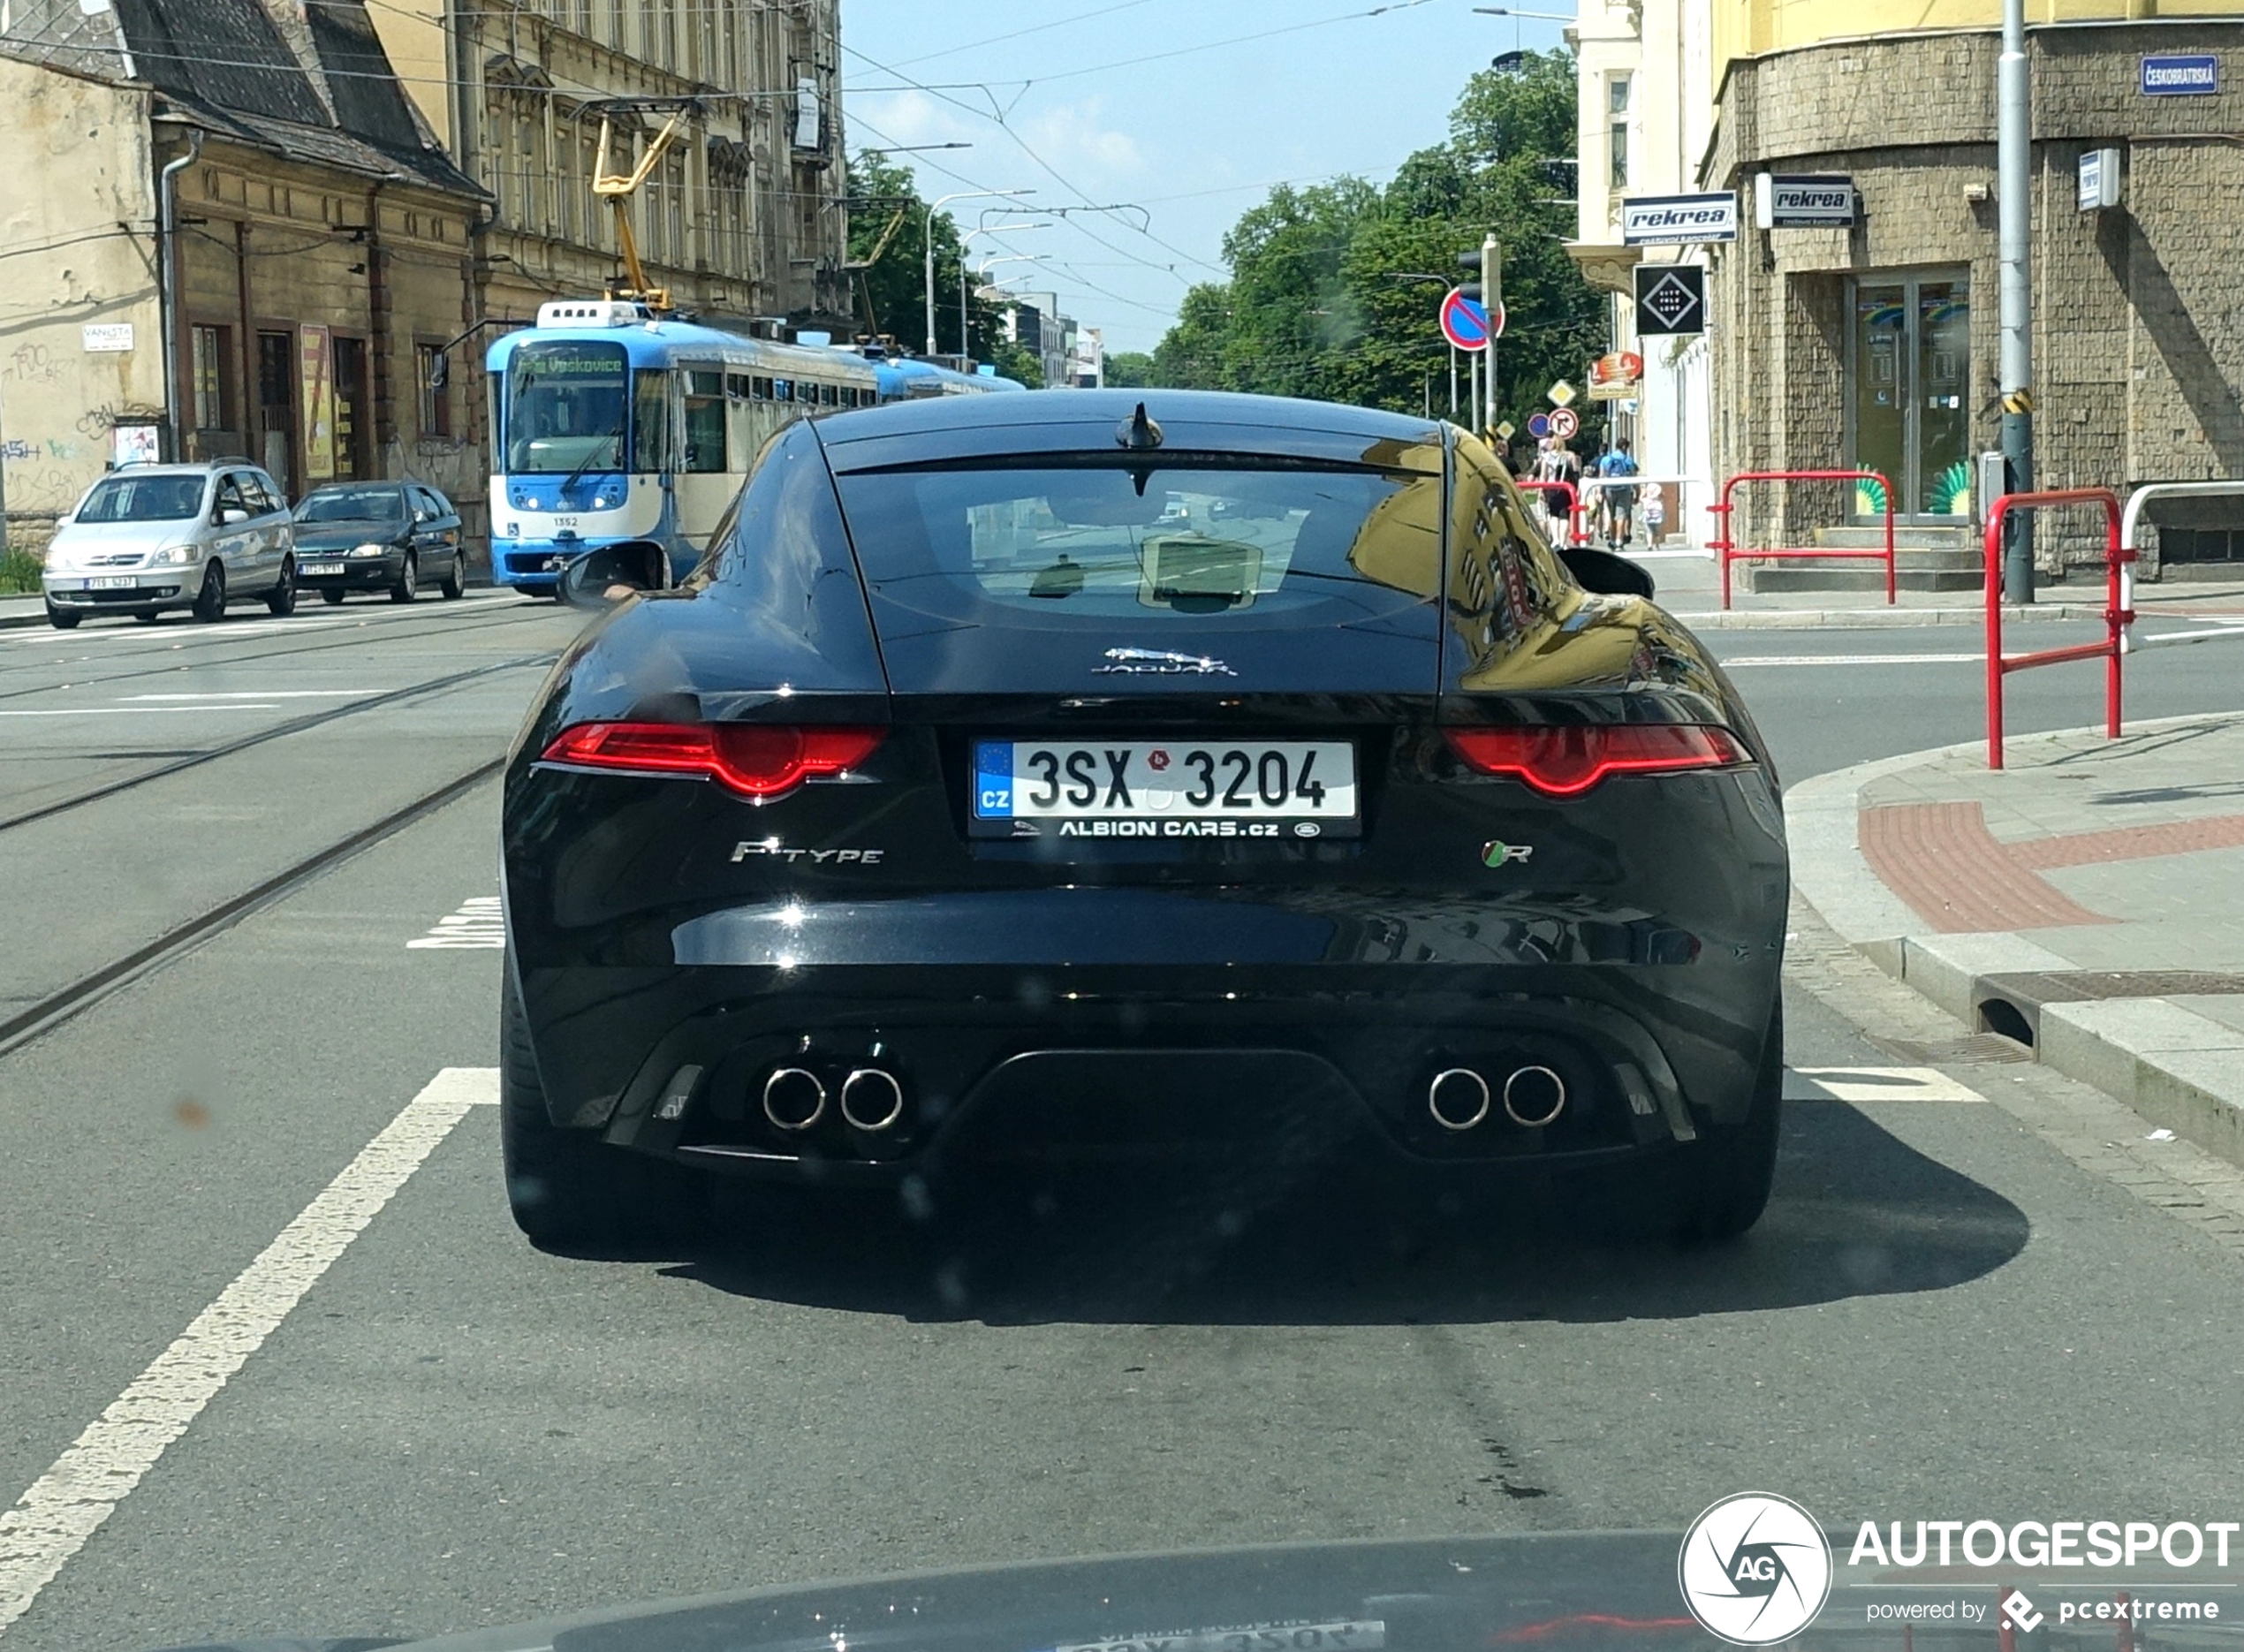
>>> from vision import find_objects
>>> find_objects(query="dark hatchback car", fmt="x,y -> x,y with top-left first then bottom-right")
291,481 -> 466,602
499,391 -> 1788,1249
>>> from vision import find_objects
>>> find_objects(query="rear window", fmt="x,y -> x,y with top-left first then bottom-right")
833,464 -> 1441,625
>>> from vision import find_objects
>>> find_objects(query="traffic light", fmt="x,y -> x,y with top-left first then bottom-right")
1456,284 -> 1484,301
1456,250 -> 1483,271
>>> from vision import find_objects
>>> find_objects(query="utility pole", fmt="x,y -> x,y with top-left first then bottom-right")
1998,0 -> 2035,602
1482,233 -> 1503,440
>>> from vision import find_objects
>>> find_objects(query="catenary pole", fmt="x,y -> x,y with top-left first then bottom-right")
1998,0 -> 2035,601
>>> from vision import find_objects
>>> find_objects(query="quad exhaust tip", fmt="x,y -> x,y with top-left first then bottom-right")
1502,1065 -> 1567,1128
1428,1068 -> 1492,1132
762,1067 -> 827,1133
839,1067 -> 906,1133
1427,1065 -> 1569,1131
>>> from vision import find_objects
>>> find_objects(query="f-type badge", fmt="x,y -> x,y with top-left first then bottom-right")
1095,647 -> 1237,678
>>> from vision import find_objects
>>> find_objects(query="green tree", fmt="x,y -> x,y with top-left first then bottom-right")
1104,350 -> 1156,388
845,151 -> 1013,362
1141,50 -> 1604,435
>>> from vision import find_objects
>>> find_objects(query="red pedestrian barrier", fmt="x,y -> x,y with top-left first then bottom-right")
1515,479 -> 1583,548
1705,469 -> 1896,610
1983,489 -> 2130,769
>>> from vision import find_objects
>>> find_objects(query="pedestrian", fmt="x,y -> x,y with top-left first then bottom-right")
1599,438 -> 1640,549
1543,440 -> 1581,533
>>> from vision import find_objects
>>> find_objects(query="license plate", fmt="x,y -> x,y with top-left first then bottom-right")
1057,1623 -> 1386,1652
90,576 -> 139,589
300,563 -> 346,576
971,739 -> 1358,840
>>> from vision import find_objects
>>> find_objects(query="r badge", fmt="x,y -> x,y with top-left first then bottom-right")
1482,840 -> 1534,868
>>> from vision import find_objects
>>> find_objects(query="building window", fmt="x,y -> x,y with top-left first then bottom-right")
417,344 -> 453,437
190,323 -> 231,431
1609,76 -> 1631,190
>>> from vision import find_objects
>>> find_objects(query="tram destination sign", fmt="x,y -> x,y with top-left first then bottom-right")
1620,193 -> 1738,246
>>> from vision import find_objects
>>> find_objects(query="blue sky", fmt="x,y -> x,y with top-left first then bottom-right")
840,0 -> 1573,354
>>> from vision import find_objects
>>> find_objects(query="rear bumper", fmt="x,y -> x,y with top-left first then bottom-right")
512,956 -> 1780,1186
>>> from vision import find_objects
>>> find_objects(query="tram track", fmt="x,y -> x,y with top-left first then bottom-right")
0,600 -> 566,707
0,759 -> 504,1062
0,652 -> 553,834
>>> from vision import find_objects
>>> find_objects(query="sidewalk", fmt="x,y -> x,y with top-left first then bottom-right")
1634,541 -> 2244,630
1789,711 -> 2244,1168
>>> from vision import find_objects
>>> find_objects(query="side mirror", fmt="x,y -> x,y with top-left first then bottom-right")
1559,545 -> 1656,600
217,506 -> 250,526
557,542 -> 667,609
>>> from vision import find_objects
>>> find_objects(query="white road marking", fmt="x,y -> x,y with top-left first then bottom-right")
1784,1065 -> 1986,1103
0,1068 -> 498,1640
409,894 -> 504,950
122,691 -> 374,701
0,705 -> 282,717
1721,653 -> 1982,667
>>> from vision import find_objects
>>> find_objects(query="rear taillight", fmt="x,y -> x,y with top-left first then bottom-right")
542,722 -> 884,799
1442,724 -> 1747,799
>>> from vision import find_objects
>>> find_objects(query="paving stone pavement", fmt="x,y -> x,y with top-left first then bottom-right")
1788,711 -> 2244,1172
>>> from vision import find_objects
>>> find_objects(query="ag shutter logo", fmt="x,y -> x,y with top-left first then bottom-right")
1679,1492 -> 1834,1645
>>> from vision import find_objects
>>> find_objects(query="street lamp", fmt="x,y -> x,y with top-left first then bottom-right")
924,189 -> 1033,357
1472,5 -> 1575,18
958,226 -> 1050,360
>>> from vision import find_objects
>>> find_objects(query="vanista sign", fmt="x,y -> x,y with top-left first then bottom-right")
1620,193 -> 1739,246
1679,1495 -> 2244,1641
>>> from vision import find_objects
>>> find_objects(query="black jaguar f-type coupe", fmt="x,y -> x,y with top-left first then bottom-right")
498,390 -> 1787,1248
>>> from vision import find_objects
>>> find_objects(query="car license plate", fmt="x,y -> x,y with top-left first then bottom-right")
1057,1625 -> 1385,1652
971,739 -> 1358,840
90,576 -> 139,589
301,563 -> 346,576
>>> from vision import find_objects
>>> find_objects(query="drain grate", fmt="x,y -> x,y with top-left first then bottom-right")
1884,1034 -> 2035,1065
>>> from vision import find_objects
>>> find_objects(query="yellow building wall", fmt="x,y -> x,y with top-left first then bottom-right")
0,57 -> 164,529
1714,0 -> 2244,74
366,0 -> 451,150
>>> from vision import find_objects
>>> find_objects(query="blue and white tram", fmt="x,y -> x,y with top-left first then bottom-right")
842,348 -> 1027,401
487,300 -> 882,592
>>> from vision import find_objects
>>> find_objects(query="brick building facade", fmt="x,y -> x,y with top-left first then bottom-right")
1702,21 -> 2244,572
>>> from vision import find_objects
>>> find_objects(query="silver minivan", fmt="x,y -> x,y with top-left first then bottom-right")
41,462 -> 298,629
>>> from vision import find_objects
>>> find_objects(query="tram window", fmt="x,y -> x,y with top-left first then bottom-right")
753,375 -> 774,400
727,374 -> 752,401
820,383 -> 838,407
683,372 -> 727,474
773,380 -> 793,403
633,368 -> 674,474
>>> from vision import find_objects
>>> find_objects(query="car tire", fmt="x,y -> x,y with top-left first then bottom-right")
390,552 -> 417,603
1563,1005 -> 1781,1245
439,550 -> 466,600
45,604 -> 81,630
191,562 -> 226,623
264,557 -> 296,617
1664,1004 -> 1783,1243
501,965 -> 688,1248
321,588 -> 347,605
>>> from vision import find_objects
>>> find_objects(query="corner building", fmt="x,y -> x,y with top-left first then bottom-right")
1701,2 -> 2244,573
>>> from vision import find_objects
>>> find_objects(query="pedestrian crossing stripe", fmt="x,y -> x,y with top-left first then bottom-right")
409,894 -> 504,949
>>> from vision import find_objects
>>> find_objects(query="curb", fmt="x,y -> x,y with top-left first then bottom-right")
1674,602 -> 2111,630
1785,711 -> 2244,1169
